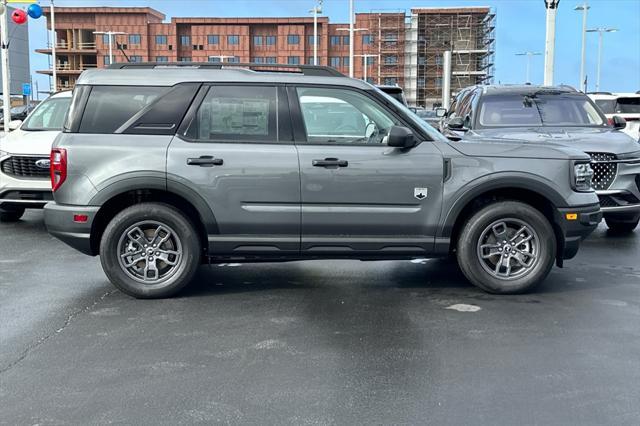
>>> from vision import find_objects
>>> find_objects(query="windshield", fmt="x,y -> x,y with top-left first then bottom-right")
478,93 -> 606,128
22,97 -> 71,131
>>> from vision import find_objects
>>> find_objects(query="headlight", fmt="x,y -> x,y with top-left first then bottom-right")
573,162 -> 594,192
0,150 -> 7,159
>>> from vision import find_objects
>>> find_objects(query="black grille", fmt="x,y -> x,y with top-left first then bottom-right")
588,152 -> 618,191
0,156 -> 50,179
598,195 -> 618,208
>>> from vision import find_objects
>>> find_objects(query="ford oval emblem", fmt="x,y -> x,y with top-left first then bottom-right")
35,159 -> 51,169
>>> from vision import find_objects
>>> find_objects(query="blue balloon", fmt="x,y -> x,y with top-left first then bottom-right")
27,4 -> 43,19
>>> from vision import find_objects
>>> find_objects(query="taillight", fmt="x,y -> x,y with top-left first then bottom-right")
50,148 -> 67,192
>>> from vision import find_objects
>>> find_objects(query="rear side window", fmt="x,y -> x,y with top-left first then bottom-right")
79,86 -> 168,134
616,98 -> 640,114
185,86 -> 277,142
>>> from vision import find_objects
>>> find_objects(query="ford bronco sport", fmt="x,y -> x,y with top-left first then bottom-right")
44,63 -> 601,298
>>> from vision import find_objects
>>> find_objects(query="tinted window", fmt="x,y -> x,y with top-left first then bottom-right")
595,99 -> 616,114
478,94 -> 605,127
616,98 -> 640,114
185,86 -> 277,142
22,97 -> 71,131
297,87 -> 399,145
79,86 -> 168,134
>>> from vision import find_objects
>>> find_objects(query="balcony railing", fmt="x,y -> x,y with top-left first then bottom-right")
54,63 -> 98,71
48,41 -> 97,50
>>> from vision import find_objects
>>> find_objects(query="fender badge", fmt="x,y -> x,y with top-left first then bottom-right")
414,187 -> 428,200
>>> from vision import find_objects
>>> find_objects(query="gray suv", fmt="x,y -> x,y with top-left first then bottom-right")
441,85 -> 640,233
44,63 -> 601,298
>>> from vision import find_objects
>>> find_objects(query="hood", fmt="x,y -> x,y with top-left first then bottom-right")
449,137 -> 589,161
0,127 -> 60,156
466,126 -> 640,155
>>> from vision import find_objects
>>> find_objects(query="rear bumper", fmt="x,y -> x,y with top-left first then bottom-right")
555,203 -> 602,263
44,202 -> 100,256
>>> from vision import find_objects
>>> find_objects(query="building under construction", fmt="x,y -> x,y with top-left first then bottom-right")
405,7 -> 496,108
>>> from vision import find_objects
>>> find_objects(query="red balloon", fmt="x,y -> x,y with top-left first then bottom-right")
11,9 -> 28,25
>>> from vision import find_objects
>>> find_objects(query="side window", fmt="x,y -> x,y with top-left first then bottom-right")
296,87 -> 399,145
185,86 -> 277,142
79,86 -> 168,134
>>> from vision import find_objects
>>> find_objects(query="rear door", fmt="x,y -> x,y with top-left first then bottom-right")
167,84 -> 300,255
290,85 -> 444,255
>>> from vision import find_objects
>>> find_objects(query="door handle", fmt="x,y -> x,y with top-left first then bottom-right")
187,156 -> 224,167
312,158 -> 348,168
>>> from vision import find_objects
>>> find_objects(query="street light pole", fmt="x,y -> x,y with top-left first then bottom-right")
586,27 -> 618,92
515,51 -> 542,84
1,0 -> 10,133
93,31 -> 127,65
354,54 -> 378,82
309,0 -> 322,66
50,0 -> 57,93
349,0 -> 354,77
574,2 -> 589,92
543,0 -> 560,86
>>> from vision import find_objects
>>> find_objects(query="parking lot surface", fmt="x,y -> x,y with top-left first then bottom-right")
1,211 -> 639,425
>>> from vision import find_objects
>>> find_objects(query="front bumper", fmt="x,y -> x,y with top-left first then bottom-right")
0,165 -> 52,210
554,203 -> 602,264
44,202 -> 100,256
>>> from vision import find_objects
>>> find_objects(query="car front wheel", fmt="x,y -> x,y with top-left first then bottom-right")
99,202 -> 201,299
456,201 -> 556,294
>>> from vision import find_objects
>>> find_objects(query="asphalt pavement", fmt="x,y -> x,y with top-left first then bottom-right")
1,211 -> 639,425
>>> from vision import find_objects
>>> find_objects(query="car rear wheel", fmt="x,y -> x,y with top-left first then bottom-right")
605,216 -> 639,234
100,202 -> 201,299
0,206 -> 25,222
456,201 -> 556,294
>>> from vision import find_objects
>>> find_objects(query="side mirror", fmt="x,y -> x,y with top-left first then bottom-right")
8,120 -> 22,131
435,107 -> 447,118
447,117 -> 468,131
386,126 -> 417,148
611,115 -> 626,130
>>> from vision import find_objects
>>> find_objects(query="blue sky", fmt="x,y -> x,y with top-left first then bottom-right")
23,0 -> 640,98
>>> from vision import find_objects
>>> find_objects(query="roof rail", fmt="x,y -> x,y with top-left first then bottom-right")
106,62 -> 344,77
587,91 -> 613,95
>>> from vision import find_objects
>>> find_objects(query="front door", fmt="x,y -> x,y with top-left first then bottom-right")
291,86 -> 444,255
167,84 -> 300,255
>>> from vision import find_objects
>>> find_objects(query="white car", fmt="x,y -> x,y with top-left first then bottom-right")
0,91 -> 72,221
589,92 -> 640,141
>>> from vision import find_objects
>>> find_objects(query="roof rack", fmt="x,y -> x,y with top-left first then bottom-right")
106,62 -> 344,77
587,91 -> 613,95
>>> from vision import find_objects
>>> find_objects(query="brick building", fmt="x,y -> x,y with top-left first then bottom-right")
36,6 -> 495,108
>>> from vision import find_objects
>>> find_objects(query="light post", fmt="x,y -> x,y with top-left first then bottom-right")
336,25 -> 368,78
50,0 -> 56,93
354,54 -> 378,82
574,2 -> 589,92
1,0 -> 10,132
543,0 -> 560,86
309,0 -> 322,66
93,30 -> 127,65
515,51 -> 542,84
586,27 -> 617,92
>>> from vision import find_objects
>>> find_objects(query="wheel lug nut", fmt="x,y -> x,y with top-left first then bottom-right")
156,251 -> 160,256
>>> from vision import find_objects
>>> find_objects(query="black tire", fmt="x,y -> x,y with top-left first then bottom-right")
456,201 -> 556,294
0,207 -> 25,222
99,202 -> 201,299
605,217 -> 639,234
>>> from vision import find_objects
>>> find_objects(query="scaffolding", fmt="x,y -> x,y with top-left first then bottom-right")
358,12 -> 406,86
413,7 -> 496,107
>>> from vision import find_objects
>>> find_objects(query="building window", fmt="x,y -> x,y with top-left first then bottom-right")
366,56 -> 376,65
384,77 -> 397,86
366,77 -> 375,84
363,34 -> 374,45
208,35 -> 219,44
253,35 -> 263,46
307,35 -> 320,46
435,56 -> 443,66
179,56 -> 191,62
435,77 -> 443,88
228,56 -> 240,63
102,34 -> 110,44
103,55 -> 111,65
129,34 -> 141,45
179,35 -> 190,46
330,57 -> 340,68
251,57 -> 263,64
117,43 -> 128,50
384,56 -> 398,65
208,56 -> 221,63
287,56 -> 300,65
307,56 -> 315,65
228,35 -> 239,45
265,36 -> 276,45
383,34 -> 398,45
417,78 -> 426,88
287,34 -> 299,45
130,55 -> 143,63
156,56 -> 168,62
330,35 -> 340,46
342,56 -> 349,67
342,35 -> 350,45
265,56 -> 277,64
418,56 -> 426,65
155,35 -> 167,45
